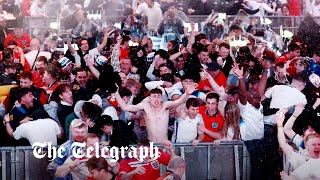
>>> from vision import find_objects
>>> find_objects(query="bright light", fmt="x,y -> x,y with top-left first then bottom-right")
218,13 -> 227,20
50,22 -> 58,29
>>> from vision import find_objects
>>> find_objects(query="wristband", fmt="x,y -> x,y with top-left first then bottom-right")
238,76 -> 244,79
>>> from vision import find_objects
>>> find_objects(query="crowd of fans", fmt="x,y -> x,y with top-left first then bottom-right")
0,0 -> 320,180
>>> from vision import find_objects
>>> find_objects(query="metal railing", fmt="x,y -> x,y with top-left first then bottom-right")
0,142 -> 250,180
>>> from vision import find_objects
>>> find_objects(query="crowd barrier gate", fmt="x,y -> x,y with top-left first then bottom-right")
0,142 -> 250,180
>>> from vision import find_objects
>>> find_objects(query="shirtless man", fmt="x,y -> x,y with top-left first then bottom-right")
113,86 -> 196,143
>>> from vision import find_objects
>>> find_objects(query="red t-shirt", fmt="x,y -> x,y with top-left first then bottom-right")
32,71 -> 46,88
199,106 -> 224,142
4,32 -> 31,49
275,54 -> 296,75
120,47 -> 129,60
119,150 -> 170,180
198,71 -> 226,91
288,0 -> 301,16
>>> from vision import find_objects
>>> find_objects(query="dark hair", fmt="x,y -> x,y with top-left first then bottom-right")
119,87 -> 132,98
121,35 -> 131,45
2,48 -> 13,60
17,88 -> 32,102
77,38 -> 89,47
276,62 -> 285,68
36,56 -> 48,64
154,49 -> 169,61
248,75 -> 260,85
55,84 -> 71,97
51,51 -> 64,61
19,71 -> 33,80
150,88 -> 162,95
198,46 -> 208,53
288,43 -> 300,52
229,24 -> 242,32
239,62 -> 250,74
72,67 -> 87,76
186,98 -> 200,109
86,156 -> 109,171
50,88 -> 61,103
219,42 -> 230,50
7,40 -> 17,46
159,63 -> 172,71
96,115 -> 113,129
45,65 -> 60,78
161,73 -> 175,84
82,102 -> 102,119
206,92 -> 219,101
292,73 -> 307,84
195,33 -> 207,42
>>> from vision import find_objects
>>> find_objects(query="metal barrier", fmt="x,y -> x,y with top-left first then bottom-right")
0,142 -> 250,180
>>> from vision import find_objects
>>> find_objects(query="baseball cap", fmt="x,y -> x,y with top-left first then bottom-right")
70,119 -> 85,129
96,55 -> 107,66
206,62 -> 221,71
58,57 -> 72,69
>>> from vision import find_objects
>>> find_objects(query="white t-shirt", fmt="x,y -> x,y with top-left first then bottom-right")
136,2 -> 163,30
30,3 -> 46,16
73,48 -> 100,66
264,85 -> 307,109
238,101 -> 264,141
13,118 -> 61,146
25,50 -> 52,68
287,149 -> 309,171
292,158 -> 320,179
172,114 -> 204,143
247,0 -> 274,16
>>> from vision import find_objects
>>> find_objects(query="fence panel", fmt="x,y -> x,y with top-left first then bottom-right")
0,142 -> 250,180
0,147 -> 15,180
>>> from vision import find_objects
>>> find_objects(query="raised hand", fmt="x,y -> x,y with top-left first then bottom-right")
162,140 -> 174,152
232,63 -> 244,78
275,108 -> 288,126
293,103 -> 305,117
185,84 -> 197,95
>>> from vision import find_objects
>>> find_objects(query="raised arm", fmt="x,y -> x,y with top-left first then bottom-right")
275,109 -> 293,156
169,47 -> 187,61
112,88 -> 145,112
164,84 -> 196,109
110,35 -> 122,72
233,63 -> 247,105
84,55 -> 100,79
66,29 -> 77,55
258,68 -> 268,96
283,103 -> 305,140
203,70 -> 223,96
3,114 -> 14,137
96,28 -> 114,52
